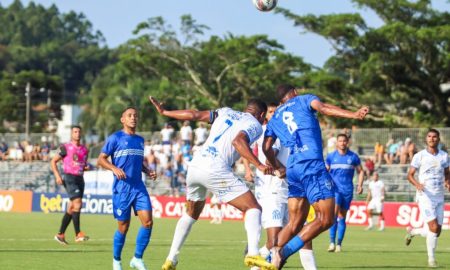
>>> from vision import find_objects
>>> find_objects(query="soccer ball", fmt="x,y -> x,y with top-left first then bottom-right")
253,0 -> 278,12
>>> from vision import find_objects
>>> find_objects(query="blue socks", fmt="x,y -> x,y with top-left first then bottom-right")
113,230 -> 126,261
281,236 -> 305,259
329,218 -> 338,244
337,217 -> 346,245
134,226 -> 152,259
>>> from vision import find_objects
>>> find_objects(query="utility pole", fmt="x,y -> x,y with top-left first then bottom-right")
25,82 -> 31,140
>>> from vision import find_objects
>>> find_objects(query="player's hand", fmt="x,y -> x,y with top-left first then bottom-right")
112,167 -> 126,180
274,166 -> 286,179
148,170 -> 157,181
149,96 -> 165,115
55,176 -> 63,185
415,183 -> 425,192
257,164 -> 273,175
444,181 -> 450,192
354,106 -> 369,120
357,184 -> 363,194
244,170 -> 254,182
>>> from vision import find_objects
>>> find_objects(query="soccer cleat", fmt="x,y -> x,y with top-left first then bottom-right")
54,233 -> 68,245
335,245 -> 342,253
130,257 -> 148,270
327,243 -> 335,252
113,259 -> 122,270
161,259 -> 177,270
365,225 -> 374,231
75,231 -> 90,242
428,259 -> 437,268
244,255 -> 277,270
378,227 -> 385,232
405,226 -> 414,246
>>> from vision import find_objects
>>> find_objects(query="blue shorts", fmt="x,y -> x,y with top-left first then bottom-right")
335,190 -> 353,210
113,190 -> 152,221
287,160 -> 335,204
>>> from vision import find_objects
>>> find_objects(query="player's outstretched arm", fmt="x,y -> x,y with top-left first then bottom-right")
406,166 -> 424,191
149,96 -> 210,122
311,99 -> 369,120
261,136 -> 285,177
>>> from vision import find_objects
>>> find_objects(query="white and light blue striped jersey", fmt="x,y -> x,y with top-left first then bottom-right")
191,107 -> 262,168
411,149 -> 449,196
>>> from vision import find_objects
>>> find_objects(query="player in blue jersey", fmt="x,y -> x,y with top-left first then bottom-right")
97,107 -> 157,270
325,133 -> 364,252
262,85 -> 368,269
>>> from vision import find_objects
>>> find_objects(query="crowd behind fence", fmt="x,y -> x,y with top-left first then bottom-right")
0,127 -> 448,202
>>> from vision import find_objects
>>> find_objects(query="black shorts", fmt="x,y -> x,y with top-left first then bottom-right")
63,174 -> 85,200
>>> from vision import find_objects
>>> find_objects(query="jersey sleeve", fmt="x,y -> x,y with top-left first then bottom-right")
58,144 -> 67,158
242,121 -> 263,145
210,107 -> 229,124
101,134 -> 116,157
444,153 -> 449,168
303,94 -> 320,111
264,120 -> 278,140
325,153 -> 332,167
354,153 -> 361,166
410,152 -> 421,168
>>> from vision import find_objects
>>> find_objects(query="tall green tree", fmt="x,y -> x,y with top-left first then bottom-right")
277,0 -> 450,126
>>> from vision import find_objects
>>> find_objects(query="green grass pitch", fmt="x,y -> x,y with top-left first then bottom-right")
0,212 -> 449,269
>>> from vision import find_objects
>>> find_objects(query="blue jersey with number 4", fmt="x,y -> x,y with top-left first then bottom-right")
265,94 -> 323,167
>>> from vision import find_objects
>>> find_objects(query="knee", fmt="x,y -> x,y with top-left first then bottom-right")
428,223 -> 440,234
142,219 -> 153,228
321,214 -> 336,230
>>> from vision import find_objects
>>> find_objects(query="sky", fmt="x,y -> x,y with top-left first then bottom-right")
1,0 -> 448,67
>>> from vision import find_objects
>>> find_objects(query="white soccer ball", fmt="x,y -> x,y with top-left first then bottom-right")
253,0 -> 278,12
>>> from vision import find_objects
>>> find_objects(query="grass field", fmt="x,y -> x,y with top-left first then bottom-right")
0,212 -> 449,270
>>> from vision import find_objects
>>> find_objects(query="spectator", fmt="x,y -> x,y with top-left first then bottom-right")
40,141 -> 51,161
400,138 -> 416,164
373,141 -> 384,165
194,122 -> 208,146
364,157 -> 375,177
384,139 -> 400,164
0,142 -> 8,161
326,132 -> 337,154
160,123 -> 174,155
180,120 -> 193,146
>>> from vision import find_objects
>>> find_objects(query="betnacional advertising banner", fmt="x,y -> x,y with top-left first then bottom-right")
1,189 -> 449,229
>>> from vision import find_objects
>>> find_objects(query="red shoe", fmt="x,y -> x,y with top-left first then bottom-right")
75,232 -> 90,242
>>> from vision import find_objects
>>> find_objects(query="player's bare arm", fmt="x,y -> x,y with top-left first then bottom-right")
444,167 -> 450,192
149,96 -> 210,122
97,153 -> 126,179
407,166 -> 424,191
142,163 -> 157,180
242,158 -> 255,182
311,99 -> 369,120
232,131 -> 273,175
366,190 -> 371,204
50,154 -> 63,185
356,165 -> 365,194
261,135 -> 285,177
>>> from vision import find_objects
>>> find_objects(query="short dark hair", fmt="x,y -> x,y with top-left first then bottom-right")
71,125 -> 82,130
122,106 -> 137,115
267,102 -> 278,108
427,128 -> 440,137
276,84 -> 296,102
247,98 -> 267,114
337,133 -> 348,140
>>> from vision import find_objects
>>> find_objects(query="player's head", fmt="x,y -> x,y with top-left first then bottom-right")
121,107 -> 138,130
276,84 -> 297,104
372,171 -> 379,181
246,98 -> 267,124
336,133 -> 349,151
425,128 -> 440,148
265,102 -> 278,122
71,125 -> 82,142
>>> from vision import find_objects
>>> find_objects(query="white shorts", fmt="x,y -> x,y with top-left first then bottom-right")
186,162 -> 249,203
258,196 -> 288,229
417,193 -> 444,224
367,199 -> 383,213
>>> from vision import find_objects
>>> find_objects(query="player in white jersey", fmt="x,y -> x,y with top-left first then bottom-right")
149,97 -> 276,270
365,172 -> 385,231
405,129 -> 449,268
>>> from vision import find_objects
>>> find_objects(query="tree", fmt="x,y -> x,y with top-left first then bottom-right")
277,0 -> 450,126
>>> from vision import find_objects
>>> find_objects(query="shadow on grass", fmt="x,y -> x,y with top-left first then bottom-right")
0,249 -> 108,253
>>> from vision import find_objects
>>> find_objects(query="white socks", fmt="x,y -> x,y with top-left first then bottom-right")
167,213 -> 197,262
368,217 -> 373,227
411,227 -> 428,237
379,220 -> 385,230
299,249 -> 317,270
245,208 -> 262,256
426,231 -> 437,261
259,245 -> 270,258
